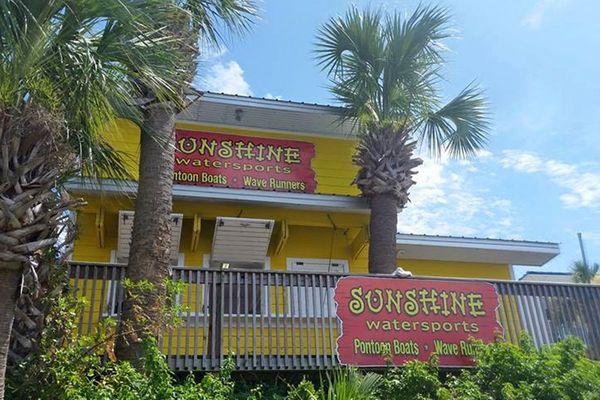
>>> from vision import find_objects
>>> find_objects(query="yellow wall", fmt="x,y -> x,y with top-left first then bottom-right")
103,119 -> 360,196
73,195 -> 511,280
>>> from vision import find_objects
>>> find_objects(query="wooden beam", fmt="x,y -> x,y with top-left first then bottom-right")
271,219 -> 289,256
350,224 -> 369,260
191,214 -> 202,252
95,207 -> 105,248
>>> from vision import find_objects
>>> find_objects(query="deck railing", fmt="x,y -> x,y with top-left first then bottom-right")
69,263 -> 600,371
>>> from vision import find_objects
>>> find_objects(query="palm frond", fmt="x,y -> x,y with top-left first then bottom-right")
420,84 -> 490,158
315,7 -> 384,81
571,260 -> 600,284
326,368 -> 382,400
381,5 -> 451,118
1,0 -> 188,181
185,0 -> 257,45
315,5 -> 490,154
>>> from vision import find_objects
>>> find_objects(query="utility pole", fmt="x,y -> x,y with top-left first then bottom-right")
577,232 -> 589,267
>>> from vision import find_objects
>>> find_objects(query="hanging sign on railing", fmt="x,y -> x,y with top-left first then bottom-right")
174,129 -> 317,193
334,276 -> 502,367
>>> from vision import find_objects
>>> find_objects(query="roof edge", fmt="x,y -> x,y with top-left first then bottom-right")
196,91 -> 346,114
396,232 -> 559,249
66,178 -> 369,213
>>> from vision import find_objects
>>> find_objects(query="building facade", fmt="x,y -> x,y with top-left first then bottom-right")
69,92 -> 559,279
67,93 -> 594,371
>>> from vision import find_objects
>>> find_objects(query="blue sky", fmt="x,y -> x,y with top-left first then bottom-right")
194,0 -> 600,276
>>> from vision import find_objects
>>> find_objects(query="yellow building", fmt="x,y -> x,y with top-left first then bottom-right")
67,92 -> 563,370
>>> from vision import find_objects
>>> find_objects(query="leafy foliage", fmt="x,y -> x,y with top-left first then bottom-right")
380,361 -> 444,400
8,290 -> 600,400
571,260 -> 600,284
0,0 -> 189,181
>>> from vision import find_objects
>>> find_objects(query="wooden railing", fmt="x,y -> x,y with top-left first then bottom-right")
69,263 -> 600,371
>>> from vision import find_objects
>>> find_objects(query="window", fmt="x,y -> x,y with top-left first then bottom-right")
287,258 -> 348,318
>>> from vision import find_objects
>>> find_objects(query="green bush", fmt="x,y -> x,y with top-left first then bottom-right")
380,360 -> 443,400
8,289 -> 600,400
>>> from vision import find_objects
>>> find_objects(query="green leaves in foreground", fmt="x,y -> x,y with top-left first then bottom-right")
8,321 -> 600,400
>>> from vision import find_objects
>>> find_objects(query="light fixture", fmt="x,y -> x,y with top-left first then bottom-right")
221,263 -> 230,270
235,108 -> 243,121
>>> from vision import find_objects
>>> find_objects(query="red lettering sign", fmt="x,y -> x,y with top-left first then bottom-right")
174,130 -> 317,193
335,277 -> 502,367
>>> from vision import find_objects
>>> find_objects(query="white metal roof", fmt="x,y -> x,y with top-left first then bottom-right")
519,271 -> 573,282
178,92 -> 358,138
396,233 -> 560,266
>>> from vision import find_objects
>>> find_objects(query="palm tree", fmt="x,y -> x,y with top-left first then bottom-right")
571,260 -> 600,284
115,1 -> 256,363
315,6 -> 490,273
0,0 -> 184,396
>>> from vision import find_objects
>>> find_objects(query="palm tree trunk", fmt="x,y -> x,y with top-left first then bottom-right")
368,194 -> 398,274
0,264 -> 22,399
115,103 -> 176,364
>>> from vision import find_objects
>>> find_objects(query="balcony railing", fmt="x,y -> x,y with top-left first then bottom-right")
68,262 -> 600,371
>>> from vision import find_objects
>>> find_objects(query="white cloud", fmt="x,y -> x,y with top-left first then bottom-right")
199,61 -> 252,96
398,156 -> 522,239
501,150 -> 600,210
521,0 -> 571,30
264,93 -> 283,100
500,150 -> 543,173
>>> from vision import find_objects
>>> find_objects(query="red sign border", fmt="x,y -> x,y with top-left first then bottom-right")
333,276 -> 504,368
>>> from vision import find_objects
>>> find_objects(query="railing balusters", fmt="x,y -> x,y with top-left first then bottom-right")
175,269 -> 182,370
236,271 -> 241,368
558,284 -> 578,339
266,272 -> 272,369
228,271 -> 233,363
317,275 -> 327,367
67,263 -> 600,371
538,284 -> 556,344
527,283 -> 545,347
219,270 -> 225,367
185,269 -> 192,370
202,269 -> 209,369
209,270 -> 217,369
310,274 -> 320,368
585,287 -> 600,359
98,265 -> 107,324
495,283 -> 512,343
502,283 -> 521,344
326,274 -> 336,368
281,273 -> 289,369
274,272 -> 281,368
251,272 -> 257,369
291,273 -> 301,369
244,270 -> 249,369
535,284 -> 553,346
78,264 -> 88,334
194,269 -> 200,369
86,265 -> 97,335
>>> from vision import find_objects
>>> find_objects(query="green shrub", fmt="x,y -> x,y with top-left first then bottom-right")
380,361 -> 443,400
325,368 -> 381,400
8,287 -> 600,400
286,379 -> 321,400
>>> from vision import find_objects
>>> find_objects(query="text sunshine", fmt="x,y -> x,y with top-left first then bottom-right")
347,286 -> 489,318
